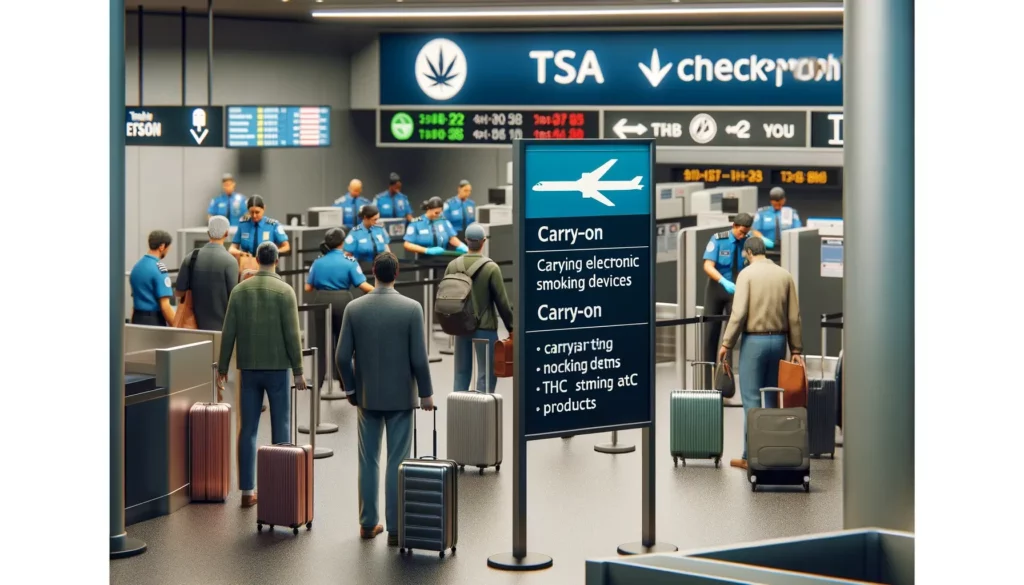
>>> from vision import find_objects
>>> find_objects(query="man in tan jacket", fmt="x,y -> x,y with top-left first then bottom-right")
718,236 -> 805,470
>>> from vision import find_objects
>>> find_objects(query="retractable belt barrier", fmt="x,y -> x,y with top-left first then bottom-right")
820,312 -> 844,330
654,314 -> 730,328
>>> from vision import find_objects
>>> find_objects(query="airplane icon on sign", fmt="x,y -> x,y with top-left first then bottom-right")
531,159 -> 643,207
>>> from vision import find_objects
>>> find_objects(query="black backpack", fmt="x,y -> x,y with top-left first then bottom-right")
434,256 -> 493,336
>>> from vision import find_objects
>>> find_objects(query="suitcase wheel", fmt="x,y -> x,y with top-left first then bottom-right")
803,481 -> 810,493
479,467 -> 484,475
439,551 -> 445,559
257,523 -> 263,532
306,521 -> 312,530
673,457 -> 678,467
681,458 -> 686,467
495,465 -> 500,472
399,548 -> 405,554
451,546 -> 456,554
459,465 -> 465,472
751,483 -> 757,492
714,457 -> 721,469
293,527 -> 299,535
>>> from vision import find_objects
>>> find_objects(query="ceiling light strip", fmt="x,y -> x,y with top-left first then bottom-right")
311,6 -> 843,19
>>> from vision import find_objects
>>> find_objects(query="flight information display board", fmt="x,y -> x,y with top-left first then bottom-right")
517,140 -> 655,439
226,106 -> 330,148
379,109 -> 600,145
678,165 -> 842,187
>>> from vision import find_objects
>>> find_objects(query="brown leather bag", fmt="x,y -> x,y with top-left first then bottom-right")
239,254 -> 259,282
173,250 -> 199,329
777,357 -> 808,408
494,332 -> 513,378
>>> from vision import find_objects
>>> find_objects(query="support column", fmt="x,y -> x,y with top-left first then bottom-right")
111,0 -> 147,560
843,0 -> 915,532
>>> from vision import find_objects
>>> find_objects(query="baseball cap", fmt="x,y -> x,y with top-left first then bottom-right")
464,223 -> 486,242
208,215 -> 230,239
733,212 -> 754,228
769,187 -> 786,200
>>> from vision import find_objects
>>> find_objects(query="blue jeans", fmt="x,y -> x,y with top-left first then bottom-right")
239,369 -> 291,491
453,329 -> 499,392
357,409 -> 413,533
739,334 -> 787,460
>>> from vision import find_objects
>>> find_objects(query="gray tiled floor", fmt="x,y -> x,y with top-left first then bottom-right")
111,359 -> 843,585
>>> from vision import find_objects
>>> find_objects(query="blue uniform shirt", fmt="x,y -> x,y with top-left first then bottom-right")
232,216 -> 288,255
374,190 -> 412,219
208,192 -> 247,227
405,215 -> 457,248
129,254 -> 174,311
306,249 -> 367,291
442,196 -> 476,232
343,224 -> 391,263
752,206 -> 802,236
703,230 -> 748,282
332,193 -> 372,228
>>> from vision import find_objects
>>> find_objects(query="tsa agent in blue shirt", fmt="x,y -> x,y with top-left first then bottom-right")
701,212 -> 754,364
129,229 -> 176,327
304,228 -> 374,391
373,172 -> 413,222
443,179 -> 477,235
207,173 -> 247,227
403,197 -> 467,257
333,178 -> 372,228
751,187 -> 802,249
230,195 -> 290,258
343,204 -> 391,264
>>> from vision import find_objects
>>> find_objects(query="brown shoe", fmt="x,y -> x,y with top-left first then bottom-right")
730,458 -> 748,470
360,525 -> 384,539
241,493 -> 258,508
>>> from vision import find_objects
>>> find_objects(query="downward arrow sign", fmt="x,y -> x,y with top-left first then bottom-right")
612,118 -> 648,139
638,49 -> 673,88
190,127 -> 209,145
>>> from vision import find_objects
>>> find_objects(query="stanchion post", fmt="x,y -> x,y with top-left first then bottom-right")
595,430 -> 635,454
321,301 -> 345,400
306,347 -> 332,460
424,266 -> 442,363
298,305 -> 338,435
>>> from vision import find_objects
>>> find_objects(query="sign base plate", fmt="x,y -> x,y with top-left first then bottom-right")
110,536 -> 147,560
487,552 -> 554,571
594,442 -> 636,454
617,541 -> 679,556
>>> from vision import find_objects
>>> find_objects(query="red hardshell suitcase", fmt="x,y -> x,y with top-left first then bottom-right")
256,348 -> 317,535
189,362 -> 231,502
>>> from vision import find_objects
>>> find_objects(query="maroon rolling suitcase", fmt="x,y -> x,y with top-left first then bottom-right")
256,349 -> 317,535
189,362 -> 231,502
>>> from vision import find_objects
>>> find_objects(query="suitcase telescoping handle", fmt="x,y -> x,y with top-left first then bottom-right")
211,361 -> 219,403
691,360 -> 715,390
412,405 -> 438,460
290,347 -> 317,449
760,387 -> 785,409
472,337 -> 492,393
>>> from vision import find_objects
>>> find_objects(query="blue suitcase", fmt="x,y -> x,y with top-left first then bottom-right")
397,408 -> 458,558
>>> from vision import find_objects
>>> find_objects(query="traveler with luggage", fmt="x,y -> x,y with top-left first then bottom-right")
717,236 -> 804,470
217,242 -> 307,508
129,229 -> 176,327
701,212 -> 755,364
435,223 -> 513,392
336,252 -> 435,545
403,196 -> 468,257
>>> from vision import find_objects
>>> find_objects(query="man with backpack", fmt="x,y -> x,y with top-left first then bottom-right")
435,223 -> 513,392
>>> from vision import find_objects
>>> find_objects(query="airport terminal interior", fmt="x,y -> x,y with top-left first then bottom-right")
110,1 -> 914,584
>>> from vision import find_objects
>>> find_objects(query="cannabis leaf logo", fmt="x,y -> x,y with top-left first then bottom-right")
424,46 -> 460,90
415,38 -> 467,101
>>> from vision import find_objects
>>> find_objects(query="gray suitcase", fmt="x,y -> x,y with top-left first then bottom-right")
747,387 -> 811,492
669,361 -> 724,467
397,408 -> 458,558
446,338 -> 503,474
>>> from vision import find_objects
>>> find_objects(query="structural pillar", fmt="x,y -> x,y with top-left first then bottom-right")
843,0 -> 915,532
111,0 -> 147,559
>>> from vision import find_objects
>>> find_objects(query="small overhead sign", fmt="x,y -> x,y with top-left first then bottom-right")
124,106 -> 224,147
602,109 -> 808,148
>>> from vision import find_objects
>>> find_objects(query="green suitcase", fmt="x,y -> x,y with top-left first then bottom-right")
669,385 -> 724,468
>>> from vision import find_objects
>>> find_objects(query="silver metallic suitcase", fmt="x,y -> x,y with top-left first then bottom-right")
446,338 -> 503,473
747,387 -> 811,492
397,408 -> 458,558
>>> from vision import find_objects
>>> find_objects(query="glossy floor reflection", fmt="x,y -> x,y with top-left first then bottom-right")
111,359 -> 843,585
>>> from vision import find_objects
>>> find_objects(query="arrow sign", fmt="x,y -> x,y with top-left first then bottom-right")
638,49 -> 672,88
612,118 -> 648,138
190,127 -> 209,145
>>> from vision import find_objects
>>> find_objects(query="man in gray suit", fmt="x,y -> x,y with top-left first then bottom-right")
337,252 -> 434,544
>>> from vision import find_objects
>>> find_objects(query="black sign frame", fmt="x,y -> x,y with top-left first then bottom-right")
124,106 -> 224,147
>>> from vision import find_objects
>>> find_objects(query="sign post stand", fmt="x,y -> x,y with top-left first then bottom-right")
594,430 -> 635,454
488,138 -> 673,571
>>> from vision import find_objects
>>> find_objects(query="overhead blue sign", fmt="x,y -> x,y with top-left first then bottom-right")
516,140 -> 655,439
380,31 -> 842,107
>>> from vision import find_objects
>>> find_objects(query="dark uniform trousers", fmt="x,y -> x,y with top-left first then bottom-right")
703,280 -> 733,364
131,311 -> 166,327
309,289 -> 354,390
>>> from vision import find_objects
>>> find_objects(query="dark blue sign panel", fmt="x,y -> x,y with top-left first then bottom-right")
380,31 -> 842,107
517,140 -> 655,440
226,106 -> 330,148
124,106 -> 224,147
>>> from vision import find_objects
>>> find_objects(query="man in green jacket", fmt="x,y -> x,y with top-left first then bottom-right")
217,241 -> 307,508
446,223 -> 513,393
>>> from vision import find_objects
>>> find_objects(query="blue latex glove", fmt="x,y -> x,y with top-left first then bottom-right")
719,278 -> 736,294
456,244 -> 469,254
425,246 -> 445,256
762,237 -> 775,249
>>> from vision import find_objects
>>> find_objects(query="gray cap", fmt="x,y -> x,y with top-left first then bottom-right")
458,179 -> 471,188
208,215 -> 230,239
222,173 -> 234,182
769,186 -> 786,200
464,223 -> 486,242
733,212 -> 754,228
389,172 -> 401,184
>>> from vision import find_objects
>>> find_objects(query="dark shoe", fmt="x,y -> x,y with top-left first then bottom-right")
241,493 -> 258,508
730,458 -> 748,470
387,533 -> 398,546
360,525 -> 383,539
261,404 -> 268,413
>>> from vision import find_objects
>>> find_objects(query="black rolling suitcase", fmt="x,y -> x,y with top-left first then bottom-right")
747,387 -> 810,492
808,378 -> 838,458
397,408 -> 458,558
